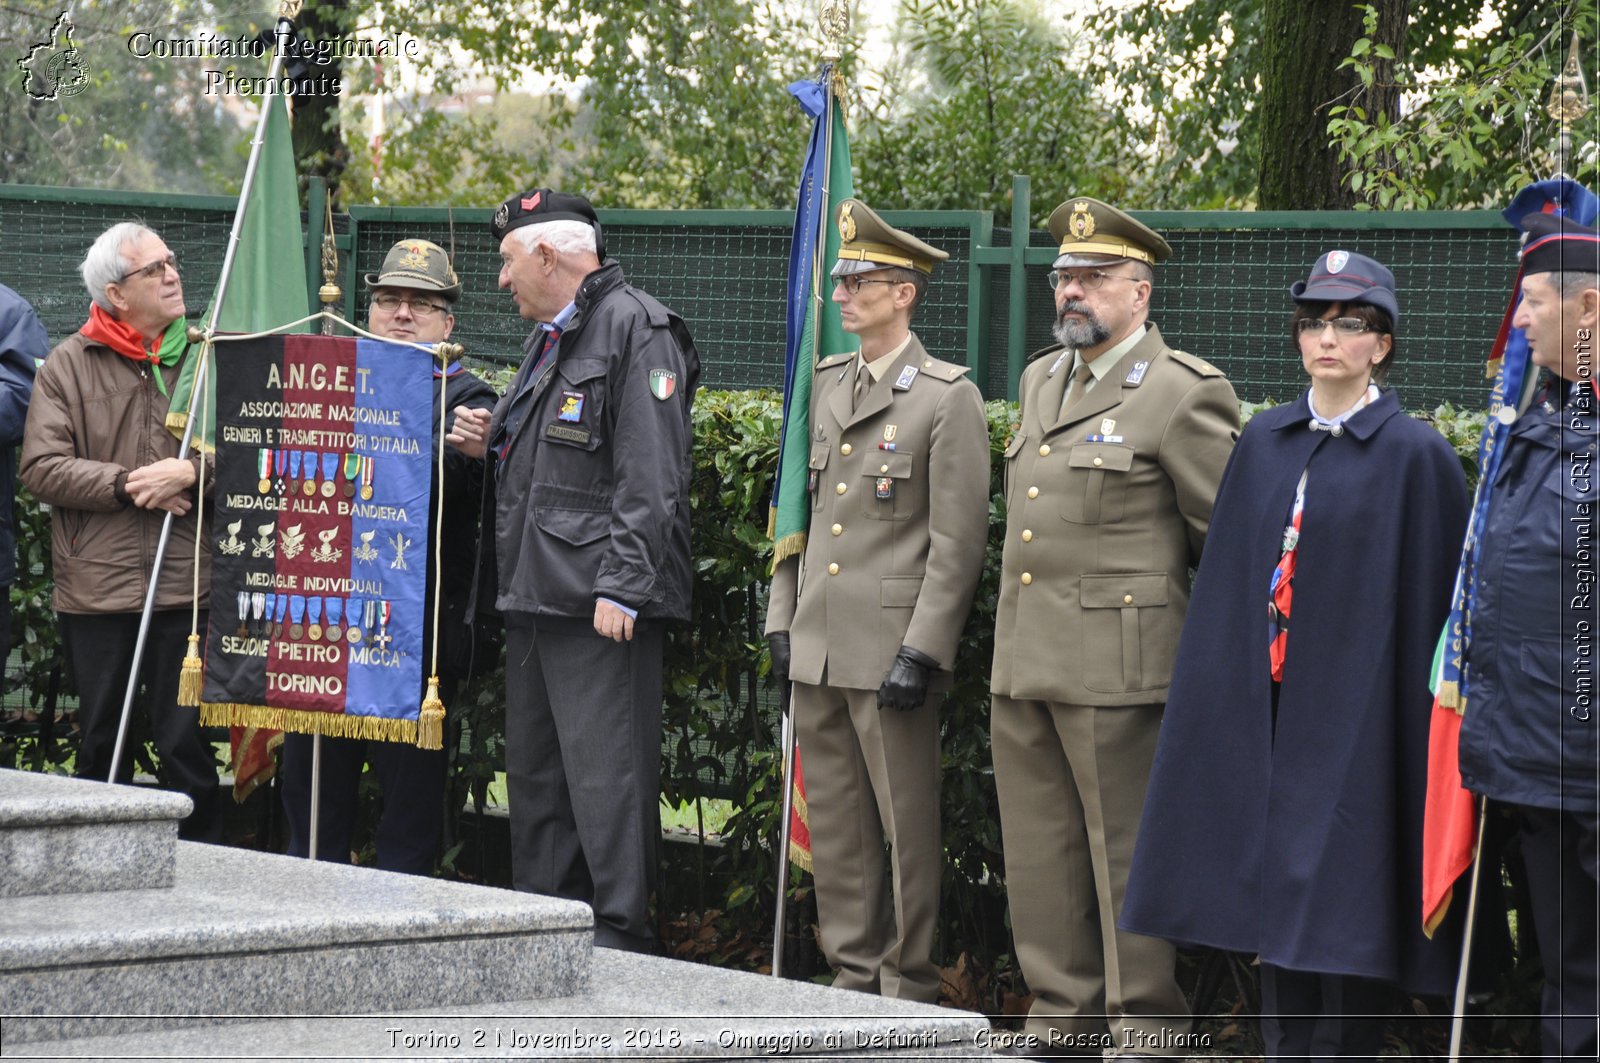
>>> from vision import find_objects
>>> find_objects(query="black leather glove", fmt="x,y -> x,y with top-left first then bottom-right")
876,645 -> 939,712
768,632 -> 791,685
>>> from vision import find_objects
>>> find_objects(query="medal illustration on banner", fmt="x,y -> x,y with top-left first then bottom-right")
271,593 -> 288,638
287,449 -> 303,495
236,590 -> 250,637
321,452 -> 339,498
343,453 -> 361,498
217,519 -> 245,556
388,532 -> 411,571
252,523 -> 275,558
325,597 -> 343,642
288,595 -> 306,639
307,596 -> 323,641
372,600 -> 393,650
258,448 -> 273,494
303,450 -> 320,496
353,529 -> 380,563
273,449 -> 288,495
279,522 -> 306,559
251,592 -> 267,635
312,527 -> 342,564
353,598 -> 374,644
360,455 -> 375,501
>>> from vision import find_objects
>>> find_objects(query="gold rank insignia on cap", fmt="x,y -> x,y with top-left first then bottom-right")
831,198 -> 950,278
1047,195 -> 1172,269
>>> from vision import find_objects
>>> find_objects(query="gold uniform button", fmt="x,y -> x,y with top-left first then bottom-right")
1039,444 -> 1051,457
1020,572 -> 1033,586
1027,486 -> 1039,499
1021,529 -> 1033,542
840,443 -> 853,456
879,464 -> 889,473
1123,594 -> 1134,604
836,482 -> 847,495
828,562 -> 839,575
830,523 -> 842,536
1092,457 -> 1104,467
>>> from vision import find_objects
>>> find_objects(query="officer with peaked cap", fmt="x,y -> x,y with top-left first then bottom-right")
448,189 -> 699,953
279,238 -> 496,875
766,198 -> 989,1002
1456,213 -> 1600,1062
989,197 -> 1239,1056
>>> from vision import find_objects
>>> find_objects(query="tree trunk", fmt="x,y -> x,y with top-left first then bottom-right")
289,0 -> 349,206
1257,0 -> 1407,209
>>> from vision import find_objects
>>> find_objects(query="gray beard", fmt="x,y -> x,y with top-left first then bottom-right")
1053,311 -> 1110,351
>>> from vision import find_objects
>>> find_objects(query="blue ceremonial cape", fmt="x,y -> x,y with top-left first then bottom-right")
1119,390 -> 1471,993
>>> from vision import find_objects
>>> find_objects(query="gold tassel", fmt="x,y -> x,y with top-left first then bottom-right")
176,634 -> 203,707
417,675 -> 445,750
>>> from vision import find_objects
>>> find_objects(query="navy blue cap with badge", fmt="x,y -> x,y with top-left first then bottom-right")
1291,249 -> 1399,327
489,188 -> 607,262
1520,213 -> 1600,276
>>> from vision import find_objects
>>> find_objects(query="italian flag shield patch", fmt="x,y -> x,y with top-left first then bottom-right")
648,368 -> 677,401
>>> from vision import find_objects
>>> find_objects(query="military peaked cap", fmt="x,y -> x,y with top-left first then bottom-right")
830,199 -> 949,277
1047,196 -> 1171,268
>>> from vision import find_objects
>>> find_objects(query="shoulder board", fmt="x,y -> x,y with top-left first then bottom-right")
906,355 -> 973,385
1165,348 -> 1225,378
815,352 -> 855,371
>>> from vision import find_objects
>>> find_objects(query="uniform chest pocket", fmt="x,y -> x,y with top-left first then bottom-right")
542,358 -> 608,452
1061,443 -> 1134,524
861,449 -> 916,522
1538,451 -> 1599,506
808,442 -> 830,512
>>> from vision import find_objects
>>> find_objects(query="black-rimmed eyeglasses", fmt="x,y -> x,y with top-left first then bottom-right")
371,292 -> 450,319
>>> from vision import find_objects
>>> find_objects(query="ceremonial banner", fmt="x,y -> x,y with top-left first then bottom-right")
199,334 -> 434,743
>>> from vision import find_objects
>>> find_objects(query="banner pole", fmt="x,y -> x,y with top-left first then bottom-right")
771,682 -> 797,976
108,6 -> 301,786
1448,796 -> 1488,1062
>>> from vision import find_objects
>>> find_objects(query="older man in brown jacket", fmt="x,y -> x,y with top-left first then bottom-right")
990,198 -> 1238,1058
20,221 -> 219,841
766,200 -> 990,1002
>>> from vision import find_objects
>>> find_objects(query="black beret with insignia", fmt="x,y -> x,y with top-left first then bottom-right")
489,188 -> 606,260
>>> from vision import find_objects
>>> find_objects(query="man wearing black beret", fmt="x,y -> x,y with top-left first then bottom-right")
449,189 -> 700,952
1457,213 -> 1599,1061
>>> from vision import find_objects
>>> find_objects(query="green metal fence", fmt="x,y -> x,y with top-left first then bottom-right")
1,180 -> 1519,411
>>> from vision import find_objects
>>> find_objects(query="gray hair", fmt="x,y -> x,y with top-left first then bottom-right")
512,219 -> 597,258
81,222 -> 157,312
1557,271 -> 1600,300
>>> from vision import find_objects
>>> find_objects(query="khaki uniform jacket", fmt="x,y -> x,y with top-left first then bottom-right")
991,324 -> 1237,706
19,331 -> 211,615
767,335 -> 990,691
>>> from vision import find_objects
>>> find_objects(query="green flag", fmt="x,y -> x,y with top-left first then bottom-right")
770,75 -> 855,567
168,91 -> 309,450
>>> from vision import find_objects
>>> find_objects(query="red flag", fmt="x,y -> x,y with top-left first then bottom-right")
788,744 -> 811,872
1421,691 -> 1476,935
229,725 -> 282,803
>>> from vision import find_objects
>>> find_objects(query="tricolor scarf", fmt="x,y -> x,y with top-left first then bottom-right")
80,304 -> 188,397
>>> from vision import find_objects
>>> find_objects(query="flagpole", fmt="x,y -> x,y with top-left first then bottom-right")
772,1 -> 849,979
107,1 -> 304,787
1447,796 -> 1488,1061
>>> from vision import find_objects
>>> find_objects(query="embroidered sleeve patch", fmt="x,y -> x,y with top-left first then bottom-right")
648,368 -> 677,400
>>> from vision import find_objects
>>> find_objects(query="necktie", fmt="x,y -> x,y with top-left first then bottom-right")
494,327 -> 562,463
853,363 -> 871,411
1061,362 -> 1093,415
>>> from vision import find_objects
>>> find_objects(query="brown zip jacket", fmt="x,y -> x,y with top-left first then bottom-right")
19,330 -> 210,614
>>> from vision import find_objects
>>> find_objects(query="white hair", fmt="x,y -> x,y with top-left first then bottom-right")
81,222 -> 158,312
512,219 -> 597,258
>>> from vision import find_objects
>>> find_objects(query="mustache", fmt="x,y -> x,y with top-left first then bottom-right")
1057,300 -> 1095,323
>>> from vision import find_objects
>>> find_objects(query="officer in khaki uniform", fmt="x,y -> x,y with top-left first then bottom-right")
990,198 -> 1238,1057
766,200 -> 990,1002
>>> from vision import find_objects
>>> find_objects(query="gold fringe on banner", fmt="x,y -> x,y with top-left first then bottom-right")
199,702 -> 419,744
769,529 -> 807,573
176,634 -> 204,707
416,675 -> 445,750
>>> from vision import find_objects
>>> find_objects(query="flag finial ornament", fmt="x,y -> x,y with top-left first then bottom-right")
820,0 -> 850,61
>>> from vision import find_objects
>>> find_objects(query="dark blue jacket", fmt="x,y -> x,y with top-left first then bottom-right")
0,283 -> 43,587
1459,381 -> 1600,813
1121,389 -> 1471,993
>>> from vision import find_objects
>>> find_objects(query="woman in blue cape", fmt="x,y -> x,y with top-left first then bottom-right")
1119,251 -> 1469,1061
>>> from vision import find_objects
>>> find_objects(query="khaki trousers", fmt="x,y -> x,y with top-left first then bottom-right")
793,680 -> 942,1002
991,696 -> 1189,1053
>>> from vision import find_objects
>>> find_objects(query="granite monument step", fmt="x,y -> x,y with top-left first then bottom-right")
8,948 -> 1001,1059
1,840 -> 593,1044
0,769 -> 188,898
